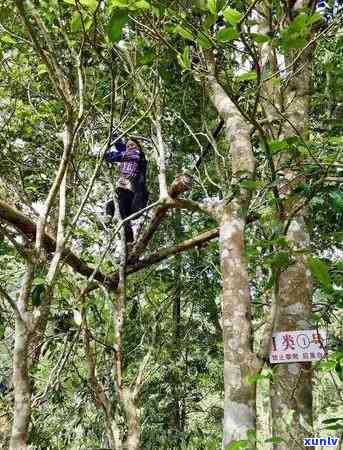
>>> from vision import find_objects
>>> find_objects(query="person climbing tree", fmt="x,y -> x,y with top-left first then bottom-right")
104,134 -> 148,243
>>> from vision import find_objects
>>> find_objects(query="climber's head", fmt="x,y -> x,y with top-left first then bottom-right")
127,138 -> 143,152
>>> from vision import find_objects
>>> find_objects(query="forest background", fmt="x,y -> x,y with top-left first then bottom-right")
0,0 -> 342,449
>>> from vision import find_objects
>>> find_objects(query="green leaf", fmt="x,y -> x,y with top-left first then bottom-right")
309,257 -> 332,289
0,322 -> 5,339
204,14 -> 216,30
247,367 -> 273,384
107,8 -> 128,42
308,11 -> 322,25
270,251 -> 290,270
109,0 -> 128,7
223,8 -> 241,25
322,417 -> 343,424
207,0 -> 217,15
251,32 -> 270,43
37,64 -> 48,75
236,70 -> 257,81
216,26 -> 239,42
240,180 -> 260,190
269,139 -> 289,153
130,0 -> 150,10
84,17 -> 93,31
284,36 -> 307,49
0,34 -> 15,45
138,48 -> 155,65
34,277 -> 45,285
71,12 -> 82,32
64,0 -> 75,4
292,12 -> 308,31
79,0 -> 98,11
177,46 -> 191,71
32,284 -> 45,307
225,440 -> 247,450
320,360 -> 337,371
330,192 -> 343,213
174,24 -> 193,40
197,31 -> 212,49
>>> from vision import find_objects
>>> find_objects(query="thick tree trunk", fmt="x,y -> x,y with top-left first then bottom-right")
220,205 -> 257,446
271,217 -> 313,450
204,71 -> 257,447
254,4 -> 314,445
271,48 -> 314,450
121,389 -> 140,450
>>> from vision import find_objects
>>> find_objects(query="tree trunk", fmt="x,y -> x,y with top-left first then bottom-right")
9,266 -> 33,450
254,4 -> 314,445
271,47 -> 314,450
220,205 -> 257,446
9,318 -> 31,450
121,389 -> 140,450
204,69 -> 257,447
271,218 -> 313,450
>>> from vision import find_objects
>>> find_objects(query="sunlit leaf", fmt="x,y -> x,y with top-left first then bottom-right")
71,12 -> 82,32
207,0 -> 217,15
236,70 -> 257,81
130,0 -> 150,10
225,440 -> 248,450
80,0 -> 98,11
223,7 -> 241,25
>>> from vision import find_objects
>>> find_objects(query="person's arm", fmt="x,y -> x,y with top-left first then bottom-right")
121,145 -> 141,162
104,147 -> 123,163
104,134 -> 127,163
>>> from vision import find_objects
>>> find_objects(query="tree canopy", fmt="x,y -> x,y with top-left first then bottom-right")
0,1 -> 342,449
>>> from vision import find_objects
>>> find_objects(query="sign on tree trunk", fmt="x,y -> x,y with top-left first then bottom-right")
270,329 -> 327,363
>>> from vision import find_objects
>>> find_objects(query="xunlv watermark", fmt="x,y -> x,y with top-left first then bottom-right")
304,436 -> 339,446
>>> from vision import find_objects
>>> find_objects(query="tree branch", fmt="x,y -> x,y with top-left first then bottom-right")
0,286 -> 23,323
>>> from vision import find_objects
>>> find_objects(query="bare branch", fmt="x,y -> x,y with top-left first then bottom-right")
152,89 -> 169,199
0,286 -> 23,323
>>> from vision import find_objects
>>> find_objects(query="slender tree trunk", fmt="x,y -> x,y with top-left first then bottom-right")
9,265 -> 34,450
10,318 -> 31,450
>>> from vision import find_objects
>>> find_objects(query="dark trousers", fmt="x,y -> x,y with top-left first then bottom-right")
106,188 -> 134,242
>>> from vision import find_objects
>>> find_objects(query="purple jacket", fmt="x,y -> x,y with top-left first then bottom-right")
105,144 -> 143,191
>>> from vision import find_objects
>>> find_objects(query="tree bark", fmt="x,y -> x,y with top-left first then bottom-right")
9,319 -> 31,450
270,40 -> 314,450
205,70 -> 257,447
220,205 -> 257,446
9,265 -> 34,450
271,216 -> 313,449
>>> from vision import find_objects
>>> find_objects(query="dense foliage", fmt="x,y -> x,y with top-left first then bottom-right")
0,0 -> 342,449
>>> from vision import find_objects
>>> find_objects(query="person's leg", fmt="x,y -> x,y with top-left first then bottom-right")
105,200 -> 115,217
117,188 -> 134,242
